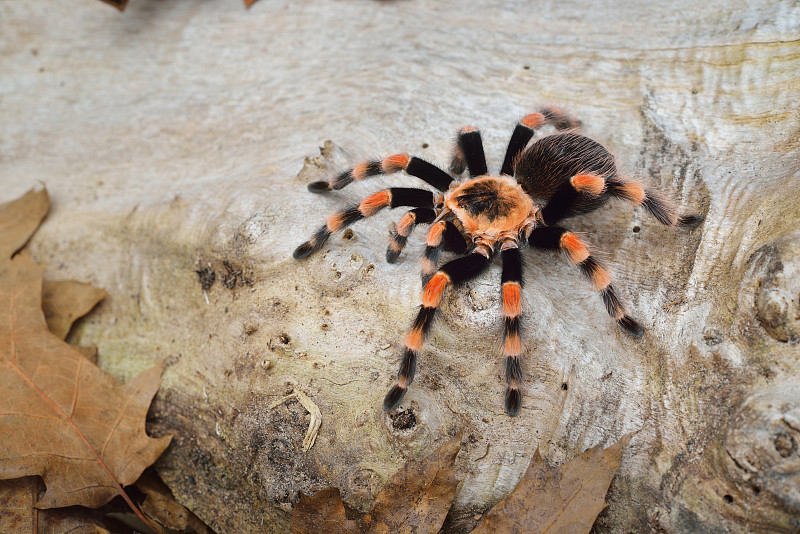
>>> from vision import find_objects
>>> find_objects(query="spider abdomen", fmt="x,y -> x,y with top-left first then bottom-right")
514,132 -> 618,219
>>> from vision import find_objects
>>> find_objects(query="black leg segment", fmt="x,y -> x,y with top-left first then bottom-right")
501,246 -> 524,416
456,128 -> 488,177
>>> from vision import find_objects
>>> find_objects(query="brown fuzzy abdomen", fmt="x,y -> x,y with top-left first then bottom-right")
514,132 -> 618,216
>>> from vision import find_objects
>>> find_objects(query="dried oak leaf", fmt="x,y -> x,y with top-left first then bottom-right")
290,487 -> 358,534
0,253 -> 171,509
471,432 -> 635,534
77,345 -> 100,365
137,470 -> 216,534
42,280 -> 109,340
0,477 -> 111,534
0,188 -> 49,262
291,435 -> 462,534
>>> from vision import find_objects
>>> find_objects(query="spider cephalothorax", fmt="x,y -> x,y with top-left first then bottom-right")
293,107 -> 703,416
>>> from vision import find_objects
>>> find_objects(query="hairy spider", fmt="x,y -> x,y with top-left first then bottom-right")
293,107 -> 703,416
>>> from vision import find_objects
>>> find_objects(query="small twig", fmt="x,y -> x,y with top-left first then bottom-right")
474,442 -> 491,461
268,387 -> 322,452
318,376 -> 356,386
661,297 -> 687,310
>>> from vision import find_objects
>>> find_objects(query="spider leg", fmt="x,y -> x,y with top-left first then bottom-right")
307,154 -> 453,193
450,126 -> 488,177
387,208 -> 437,263
442,221 -> 470,254
605,178 -> 704,227
500,243 -> 524,416
384,247 -> 493,411
537,172 -> 703,228
540,106 -> 583,130
500,106 -> 582,176
293,188 -> 438,259
420,219 -> 450,284
539,173 -> 608,226
528,226 -> 644,337
387,209 -> 467,264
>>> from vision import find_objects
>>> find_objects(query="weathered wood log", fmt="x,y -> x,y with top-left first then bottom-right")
2,0 -> 798,532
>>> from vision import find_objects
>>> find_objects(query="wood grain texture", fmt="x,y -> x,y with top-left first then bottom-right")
0,0 -> 798,532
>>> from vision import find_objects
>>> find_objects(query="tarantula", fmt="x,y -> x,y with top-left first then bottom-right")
293,107 -> 702,416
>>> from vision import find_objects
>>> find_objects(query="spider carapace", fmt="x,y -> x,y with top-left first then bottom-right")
293,108 -> 703,416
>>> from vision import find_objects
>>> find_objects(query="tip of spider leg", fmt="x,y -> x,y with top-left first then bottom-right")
386,248 -> 401,264
619,315 -> 644,338
504,388 -> 521,416
678,214 -> 704,227
383,385 -> 407,411
307,181 -> 331,193
293,242 -> 315,259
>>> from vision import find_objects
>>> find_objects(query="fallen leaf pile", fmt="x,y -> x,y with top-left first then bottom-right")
0,188 -> 210,534
291,433 -> 634,534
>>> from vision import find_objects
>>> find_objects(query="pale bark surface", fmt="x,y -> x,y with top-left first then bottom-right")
1,0 -> 799,532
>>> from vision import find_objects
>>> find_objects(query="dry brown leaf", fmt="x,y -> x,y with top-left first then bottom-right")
0,253 -> 171,509
39,506 -> 111,534
291,435 -> 462,534
361,434 -> 461,533
0,477 -> 111,534
471,433 -> 635,534
76,345 -> 99,365
42,280 -> 109,340
290,487 -> 358,534
0,188 -> 49,262
137,470 -> 216,534
0,477 -> 40,534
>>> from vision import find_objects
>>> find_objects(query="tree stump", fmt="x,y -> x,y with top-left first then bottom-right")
2,0 -> 798,532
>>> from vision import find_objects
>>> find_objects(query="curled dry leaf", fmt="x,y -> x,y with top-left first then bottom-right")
361,434 -> 461,533
0,253 -> 171,509
0,477 -> 111,534
471,432 -> 636,534
42,280 -> 109,340
0,188 -> 49,261
77,345 -> 100,365
138,471 -> 189,532
137,470 -> 217,534
291,434 -> 462,534
290,487 -> 358,534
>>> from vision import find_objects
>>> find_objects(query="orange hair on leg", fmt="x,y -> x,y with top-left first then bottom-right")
502,282 -> 522,318
422,272 -> 450,308
358,190 -> 391,216
571,174 -> 606,195
381,154 -> 410,173
560,232 -> 590,264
